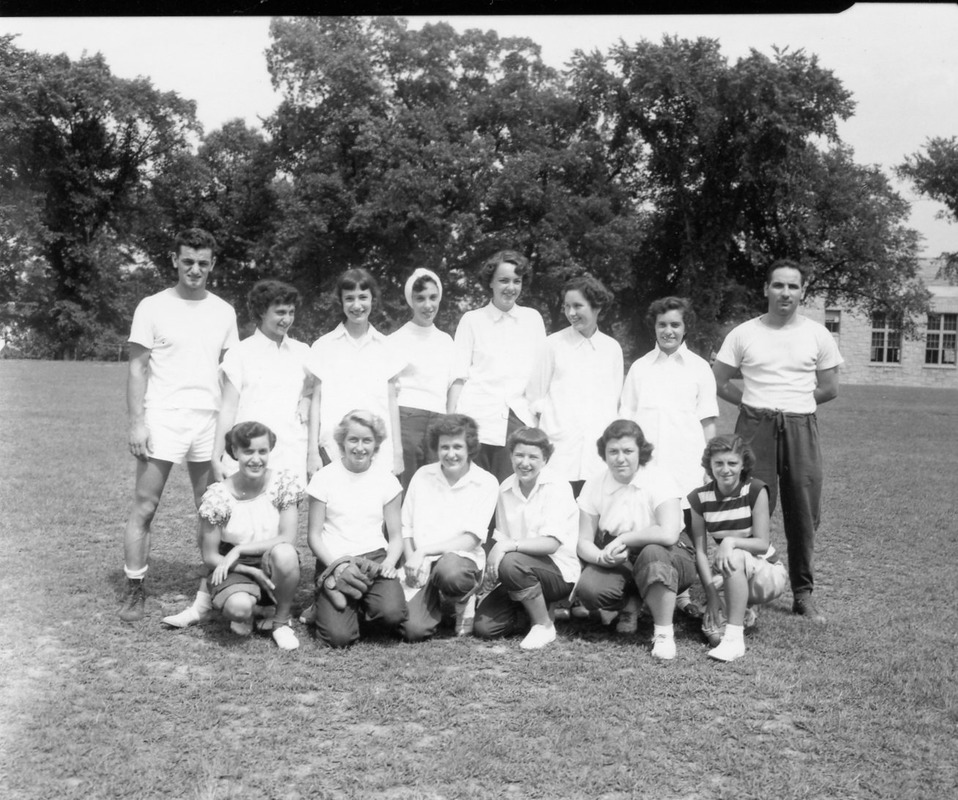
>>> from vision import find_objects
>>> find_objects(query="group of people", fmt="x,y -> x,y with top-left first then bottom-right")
120,228 -> 843,662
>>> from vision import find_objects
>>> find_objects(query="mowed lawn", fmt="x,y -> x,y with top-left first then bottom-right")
0,360 -> 956,800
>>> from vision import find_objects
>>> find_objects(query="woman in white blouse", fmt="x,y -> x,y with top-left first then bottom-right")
529,274 -> 624,496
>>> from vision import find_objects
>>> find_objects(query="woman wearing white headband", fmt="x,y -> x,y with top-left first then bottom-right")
388,268 -> 457,491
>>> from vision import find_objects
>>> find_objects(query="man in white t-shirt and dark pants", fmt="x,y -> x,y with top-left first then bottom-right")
712,260 -> 843,624
119,229 -> 239,622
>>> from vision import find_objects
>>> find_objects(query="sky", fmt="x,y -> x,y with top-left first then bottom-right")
3,5 -> 957,257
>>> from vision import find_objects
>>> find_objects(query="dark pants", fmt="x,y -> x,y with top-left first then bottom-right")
735,404 -> 823,597
398,407 -> 441,493
474,553 -> 573,639
401,553 -> 482,642
474,409 -> 525,484
313,549 -> 408,648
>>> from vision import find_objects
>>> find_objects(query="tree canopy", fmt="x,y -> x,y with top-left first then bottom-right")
0,20 -> 931,358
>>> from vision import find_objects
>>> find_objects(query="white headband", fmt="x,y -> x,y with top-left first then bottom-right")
404,268 -> 443,307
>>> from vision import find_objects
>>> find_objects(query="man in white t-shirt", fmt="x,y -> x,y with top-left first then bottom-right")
713,260 -> 842,623
119,228 -> 239,622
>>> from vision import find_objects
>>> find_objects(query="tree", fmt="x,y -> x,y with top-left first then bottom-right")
568,38 -> 924,352
0,36 -> 199,357
898,136 -> 958,281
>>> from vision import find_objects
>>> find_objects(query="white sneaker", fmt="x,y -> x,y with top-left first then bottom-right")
272,623 -> 300,651
230,619 -> 253,636
651,633 -> 676,660
520,624 -> 557,650
708,637 -> 745,662
162,606 -> 209,628
454,595 -> 476,637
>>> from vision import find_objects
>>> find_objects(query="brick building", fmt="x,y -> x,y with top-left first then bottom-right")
803,259 -> 957,388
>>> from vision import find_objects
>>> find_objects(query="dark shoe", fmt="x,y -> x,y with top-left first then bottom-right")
792,595 -> 826,624
119,579 -> 146,622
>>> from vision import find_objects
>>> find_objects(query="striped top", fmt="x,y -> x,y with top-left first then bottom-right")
687,478 -> 777,560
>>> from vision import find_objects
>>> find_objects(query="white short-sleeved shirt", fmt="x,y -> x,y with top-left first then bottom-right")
715,316 -> 844,413
221,328 -> 311,481
388,321 -> 455,414
453,303 -> 546,446
306,459 -> 402,561
619,343 -> 718,498
401,462 -> 499,570
577,465 -> 682,539
306,323 -> 406,469
495,467 -> 581,584
129,288 -> 238,411
529,327 -> 624,481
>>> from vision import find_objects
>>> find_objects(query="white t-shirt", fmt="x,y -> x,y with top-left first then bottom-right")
306,459 -> 402,561
529,326 -> 624,481
221,328 -> 311,482
401,462 -> 499,570
495,467 -> 581,584
129,288 -> 238,411
388,321 -> 455,414
306,323 -> 406,468
715,316 -> 844,413
577,465 -> 682,540
619,343 -> 718,498
453,303 -> 546,445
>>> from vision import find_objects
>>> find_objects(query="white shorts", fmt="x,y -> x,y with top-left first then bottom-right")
145,408 -> 217,464
711,551 -> 788,606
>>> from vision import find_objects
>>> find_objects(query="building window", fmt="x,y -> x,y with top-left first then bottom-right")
925,313 -> 957,366
824,308 -> 841,335
870,313 -> 901,364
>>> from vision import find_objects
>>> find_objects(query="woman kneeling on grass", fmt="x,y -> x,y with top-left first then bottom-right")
474,428 -> 580,650
200,421 -> 303,650
575,419 -> 695,660
306,410 -> 407,648
688,435 -> 788,662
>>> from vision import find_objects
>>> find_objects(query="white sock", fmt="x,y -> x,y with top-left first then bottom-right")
192,588 -> 212,613
724,624 -> 744,642
653,624 -> 674,639
124,564 -> 148,580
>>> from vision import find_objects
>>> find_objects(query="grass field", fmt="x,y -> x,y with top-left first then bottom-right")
1,360 -> 956,800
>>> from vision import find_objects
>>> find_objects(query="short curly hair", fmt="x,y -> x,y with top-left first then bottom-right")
247,279 -> 300,323
172,228 -> 217,257
700,435 -> 755,482
333,410 -> 387,453
646,296 -> 695,335
225,420 -> 276,459
563,274 -> 613,314
506,426 -> 554,462
477,250 -> 531,294
596,419 -> 654,466
428,414 -> 481,460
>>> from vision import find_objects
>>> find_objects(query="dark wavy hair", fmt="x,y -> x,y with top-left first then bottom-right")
701,435 -> 755,482
335,268 -> 381,316
225,421 -> 276,459
248,279 -> 301,323
172,228 -> 217,257
477,250 -> 531,294
765,258 -> 806,285
333,409 -> 387,454
646,296 -> 695,335
563,273 -> 613,316
507,426 -> 554,461
428,414 -> 481,460
596,419 -> 654,466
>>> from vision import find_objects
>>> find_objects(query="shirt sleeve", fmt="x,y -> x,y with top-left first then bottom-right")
576,476 -> 602,517
222,306 -> 239,351
526,337 -> 556,417
272,469 -> 305,510
220,344 -> 244,391
715,326 -> 743,369
381,472 -> 403,506
492,486 -> 510,542
306,466 -> 330,503
693,356 -> 719,420
451,312 -> 476,382
816,326 -> 844,370
461,472 -> 499,539
534,481 -> 579,548
619,360 -> 641,418
198,483 -> 232,527
401,471 -> 419,539
128,297 -> 155,349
